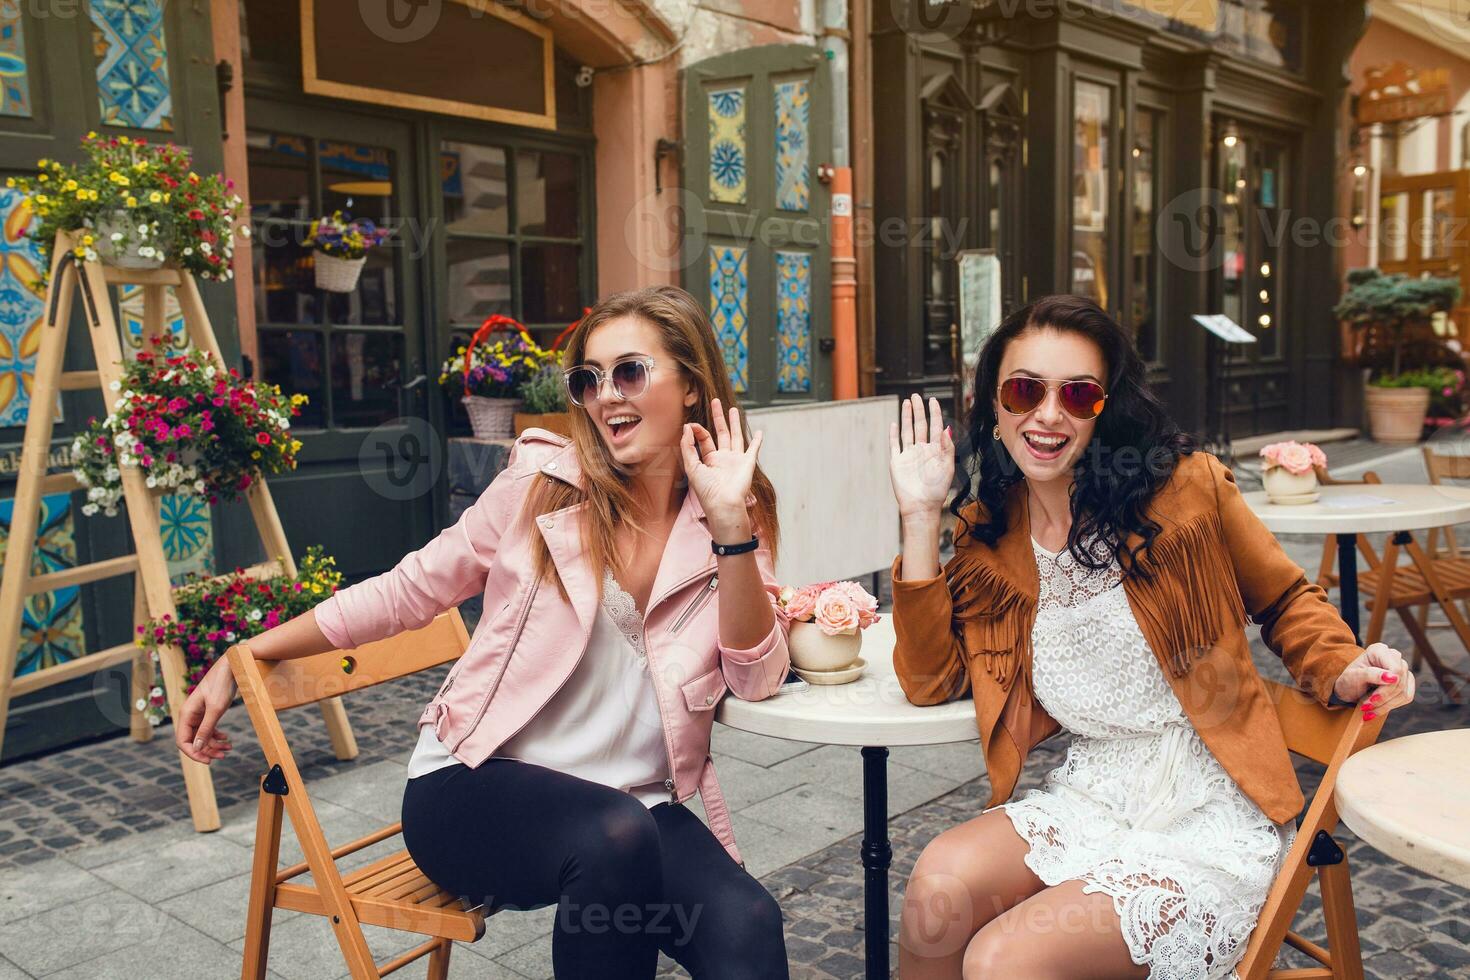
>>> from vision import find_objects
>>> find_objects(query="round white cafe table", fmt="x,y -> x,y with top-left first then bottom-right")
1244,484 -> 1470,640
716,616 -> 978,980
1334,729 -> 1470,889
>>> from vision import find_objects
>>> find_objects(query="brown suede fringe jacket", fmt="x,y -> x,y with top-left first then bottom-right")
891,451 -> 1362,825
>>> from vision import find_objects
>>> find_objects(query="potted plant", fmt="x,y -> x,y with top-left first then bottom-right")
1334,268 -> 1463,444
305,211 -> 391,292
514,363 -> 571,437
1259,440 -> 1327,504
439,315 -> 558,439
1421,367 -> 1468,434
71,335 -> 306,517
776,580 -> 881,683
8,133 -> 249,282
134,546 -> 341,726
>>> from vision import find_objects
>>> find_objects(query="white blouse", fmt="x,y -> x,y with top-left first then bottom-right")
407,568 -> 672,808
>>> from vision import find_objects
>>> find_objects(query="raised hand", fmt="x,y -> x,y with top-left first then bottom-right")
889,394 -> 954,520
680,398 -> 763,531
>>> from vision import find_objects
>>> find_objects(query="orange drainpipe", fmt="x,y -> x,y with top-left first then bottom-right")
831,166 -> 858,400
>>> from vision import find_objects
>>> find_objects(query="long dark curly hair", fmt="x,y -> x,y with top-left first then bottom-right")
952,294 -> 1197,578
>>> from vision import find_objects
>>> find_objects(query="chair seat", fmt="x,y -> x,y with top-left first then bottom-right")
1356,557 -> 1470,608
274,846 -> 486,943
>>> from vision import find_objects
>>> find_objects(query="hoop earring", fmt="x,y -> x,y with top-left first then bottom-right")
992,424 -> 1001,440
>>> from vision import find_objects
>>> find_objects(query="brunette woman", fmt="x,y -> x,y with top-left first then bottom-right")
177,286 -> 792,979
888,295 -> 1413,978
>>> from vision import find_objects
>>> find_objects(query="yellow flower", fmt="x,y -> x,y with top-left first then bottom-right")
75,190 -> 87,201
34,194 -> 47,204
118,136 -> 130,145
62,179 -> 77,191
85,131 -> 96,139
73,246 -> 85,258
148,191 -> 162,203
36,158 -> 48,168
87,189 -> 98,200
251,450 -> 261,460
35,174 -> 46,183
3,178 -> 12,188
81,234 -> 94,246
126,196 -> 137,207
162,192 -> 169,203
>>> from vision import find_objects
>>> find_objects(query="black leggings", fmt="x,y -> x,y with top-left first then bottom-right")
401,758 -> 790,979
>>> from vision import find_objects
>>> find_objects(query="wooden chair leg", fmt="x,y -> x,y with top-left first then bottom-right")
1319,858 -> 1365,980
1363,537 -> 1399,646
241,787 -> 285,980
426,940 -> 452,980
1395,607 -> 1466,703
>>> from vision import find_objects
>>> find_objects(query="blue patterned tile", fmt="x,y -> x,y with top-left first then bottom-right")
776,250 -> 812,393
0,8 -> 32,118
708,86 -> 747,205
0,492 -> 86,675
775,79 -> 810,212
90,0 -> 173,131
0,188 -> 46,428
160,492 -> 212,585
708,245 -> 748,392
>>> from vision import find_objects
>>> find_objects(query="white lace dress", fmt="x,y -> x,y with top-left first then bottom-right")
998,537 -> 1293,979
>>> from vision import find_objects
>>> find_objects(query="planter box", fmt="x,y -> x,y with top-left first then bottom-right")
514,412 -> 572,437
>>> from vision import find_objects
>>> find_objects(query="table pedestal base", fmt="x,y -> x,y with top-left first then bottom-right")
861,746 -> 892,980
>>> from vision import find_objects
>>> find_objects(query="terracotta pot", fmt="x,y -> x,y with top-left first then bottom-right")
787,621 -> 862,672
514,412 -> 572,438
1364,384 -> 1431,444
1262,466 -> 1318,501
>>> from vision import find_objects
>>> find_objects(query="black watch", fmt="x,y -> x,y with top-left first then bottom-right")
711,534 -> 759,557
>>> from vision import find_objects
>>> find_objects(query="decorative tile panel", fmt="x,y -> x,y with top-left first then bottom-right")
119,283 -> 188,352
89,0 -> 174,131
708,245 -> 748,392
0,492 -> 86,676
774,79 -> 810,212
708,86 -> 747,205
0,8 -> 32,118
0,188 -> 46,428
775,251 -> 812,393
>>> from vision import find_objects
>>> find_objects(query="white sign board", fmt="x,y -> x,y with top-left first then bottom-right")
1191,313 -> 1257,344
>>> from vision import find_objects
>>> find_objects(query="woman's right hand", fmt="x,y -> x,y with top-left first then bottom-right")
175,655 -> 237,765
889,393 -> 954,520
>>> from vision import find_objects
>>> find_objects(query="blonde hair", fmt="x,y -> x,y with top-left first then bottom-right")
518,285 -> 780,599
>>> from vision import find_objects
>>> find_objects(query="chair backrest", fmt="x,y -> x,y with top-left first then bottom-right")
1423,444 -> 1470,482
1261,677 -> 1377,765
233,609 -> 470,712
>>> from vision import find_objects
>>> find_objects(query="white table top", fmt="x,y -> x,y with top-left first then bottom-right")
1243,484 -> 1470,535
716,617 -> 980,747
1335,729 -> 1470,889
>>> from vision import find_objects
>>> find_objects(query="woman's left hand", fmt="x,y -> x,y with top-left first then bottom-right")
681,398 -> 762,532
1333,642 -> 1416,721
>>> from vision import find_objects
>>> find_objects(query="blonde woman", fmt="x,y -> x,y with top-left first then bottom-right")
177,286 -> 792,979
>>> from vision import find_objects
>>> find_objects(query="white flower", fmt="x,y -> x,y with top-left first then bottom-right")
109,379 -> 121,391
137,246 -> 155,258
150,686 -> 162,698
135,698 -> 147,711
110,232 -> 124,242
82,502 -> 98,516
182,246 -> 193,255
137,224 -> 148,236
199,242 -> 212,255
144,475 -> 156,488
249,609 -> 263,621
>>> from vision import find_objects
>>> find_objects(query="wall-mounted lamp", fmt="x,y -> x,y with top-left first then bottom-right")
1221,120 -> 1239,148
1350,161 -> 1371,230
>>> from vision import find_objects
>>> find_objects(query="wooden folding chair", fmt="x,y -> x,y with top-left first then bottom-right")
1236,680 -> 1383,979
1416,446 -> 1470,639
228,611 -> 488,980
1314,467 -> 1470,702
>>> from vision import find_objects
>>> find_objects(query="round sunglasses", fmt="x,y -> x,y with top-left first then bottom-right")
563,356 -> 656,407
997,376 -> 1108,421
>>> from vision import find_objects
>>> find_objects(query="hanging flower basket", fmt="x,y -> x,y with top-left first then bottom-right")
94,209 -> 171,269
463,395 -> 519,439
313,252 -> 366,293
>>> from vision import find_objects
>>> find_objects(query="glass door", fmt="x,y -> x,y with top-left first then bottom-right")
244,98 -> 434,578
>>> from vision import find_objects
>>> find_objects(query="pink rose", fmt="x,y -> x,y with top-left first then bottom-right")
783,586 -> 818,622
1306,443 -> 1327,468
1274,442 -> 1314,475
814,588 -> 860,635
831,580 -> 880,628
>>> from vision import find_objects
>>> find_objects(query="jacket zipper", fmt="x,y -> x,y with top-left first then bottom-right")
669,574 -> 718,634
438,600 -> 510,700
450,580 -> 540,754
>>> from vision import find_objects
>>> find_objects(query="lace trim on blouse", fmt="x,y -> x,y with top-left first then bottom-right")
601,568 -> 648,667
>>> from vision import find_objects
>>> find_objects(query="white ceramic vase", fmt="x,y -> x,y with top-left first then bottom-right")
787,621 -> 862,672
1262,465 -> 1318,501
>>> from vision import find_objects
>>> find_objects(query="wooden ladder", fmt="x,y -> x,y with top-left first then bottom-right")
0,230 -> 357,832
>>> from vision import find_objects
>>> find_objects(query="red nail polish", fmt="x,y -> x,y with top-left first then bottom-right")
1363,711 -> 1376,721
1381,672 -> 1398,683
1368,693 -> 1380,705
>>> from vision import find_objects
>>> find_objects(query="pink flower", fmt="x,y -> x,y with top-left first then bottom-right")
830,580 -> 880,628
783,586 -> 818,622
1260,440 -> 1321,476
814,588 -> 860,635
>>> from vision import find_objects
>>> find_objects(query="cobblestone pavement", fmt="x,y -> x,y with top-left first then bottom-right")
2,518 -> 1468,977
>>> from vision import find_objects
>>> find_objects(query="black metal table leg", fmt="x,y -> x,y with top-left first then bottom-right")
1337,532 -> 1360,643
861,746 -> 892,980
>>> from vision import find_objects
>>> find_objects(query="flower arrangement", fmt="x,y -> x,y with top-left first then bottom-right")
6,132 -> 249,283
519,364 -> 568,415
438,315 -> 560,400
778,580 -> 881,636
71,336 -> 306,517
1259,440 -> 1327,476
304,210 -> 391,260
134,546 -> 341,726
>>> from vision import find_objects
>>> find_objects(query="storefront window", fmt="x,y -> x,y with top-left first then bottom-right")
1130,109 -> 1161,363
1219,132 -> 1248,339
441,138 -> 588,334
1071,80 -> 1112,310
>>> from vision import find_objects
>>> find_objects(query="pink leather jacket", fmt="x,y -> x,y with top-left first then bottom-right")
313,428 -> 792,863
